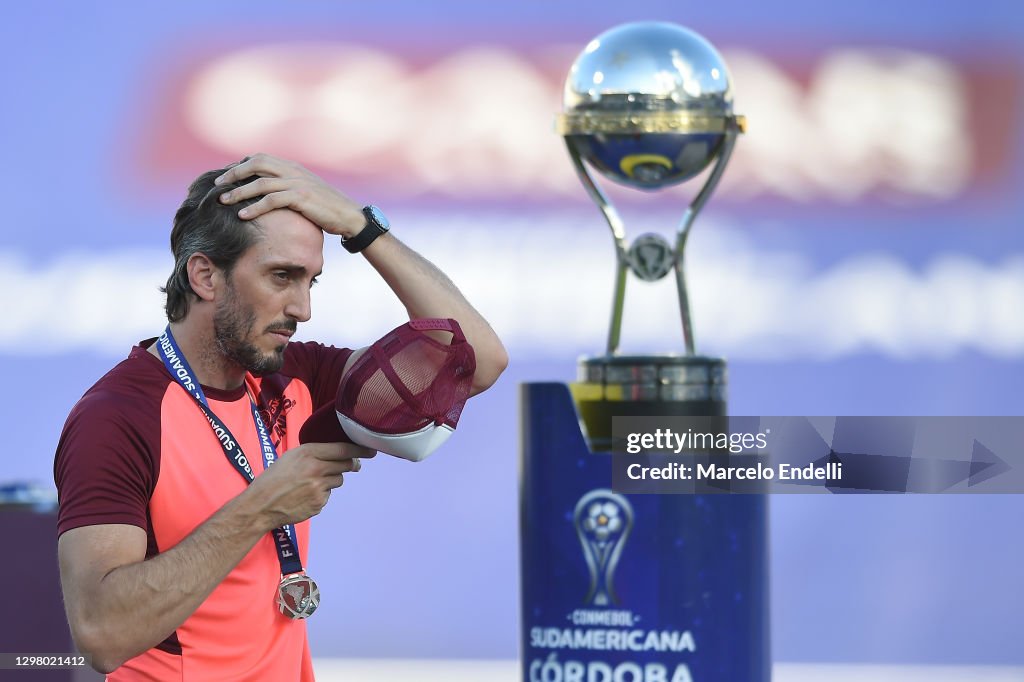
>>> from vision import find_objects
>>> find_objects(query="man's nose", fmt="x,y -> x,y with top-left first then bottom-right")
284,287 -> 312,323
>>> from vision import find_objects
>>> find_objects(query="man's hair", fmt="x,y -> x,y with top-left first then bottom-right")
161,164 -> 265,322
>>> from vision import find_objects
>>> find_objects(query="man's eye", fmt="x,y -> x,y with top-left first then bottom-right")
310,277 -> 319,288
274,272 -> 289,281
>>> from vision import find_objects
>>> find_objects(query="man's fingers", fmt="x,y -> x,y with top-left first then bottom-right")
307,442 -> 377,461
213,156 -> 263,186
305,442 -> 347,459
214,153 -> 279,185
218,177 -> 293,205
234,190 -> 298,220
214,153 -> 308,186
319,457 -> 364,476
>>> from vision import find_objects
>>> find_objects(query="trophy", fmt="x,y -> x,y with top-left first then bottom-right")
519,23 -> 769,682
556,21 -> 746,448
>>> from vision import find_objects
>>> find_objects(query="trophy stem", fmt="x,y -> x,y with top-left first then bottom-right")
673,129 -> 740,355
565,138 -> 630,355
608,258 -> 629,355
674,262 -> 697,355
674,129 -> 738,251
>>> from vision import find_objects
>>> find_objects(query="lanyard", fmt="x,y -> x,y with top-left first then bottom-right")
155,327 -> 303,576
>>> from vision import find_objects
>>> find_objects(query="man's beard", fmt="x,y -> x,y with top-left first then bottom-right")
213,282 -> 291,376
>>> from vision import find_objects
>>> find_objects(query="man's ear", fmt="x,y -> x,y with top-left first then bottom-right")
186,253 -> 221,303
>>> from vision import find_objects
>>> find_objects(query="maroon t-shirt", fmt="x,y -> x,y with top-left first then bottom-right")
53,338 -> 351,680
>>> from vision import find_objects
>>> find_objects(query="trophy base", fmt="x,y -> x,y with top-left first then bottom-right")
570,354 -> 727,452
520,381 -> 770,681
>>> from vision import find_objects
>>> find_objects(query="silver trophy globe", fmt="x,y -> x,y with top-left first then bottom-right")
557,21 -> 746,447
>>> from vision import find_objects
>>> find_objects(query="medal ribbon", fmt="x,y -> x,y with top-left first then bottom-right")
155,327 -> 303,577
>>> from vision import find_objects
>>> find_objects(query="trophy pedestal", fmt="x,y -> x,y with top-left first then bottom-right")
519,381 -> 770,682
572,355 -> 727,451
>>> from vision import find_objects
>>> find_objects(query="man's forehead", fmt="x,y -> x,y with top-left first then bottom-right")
247,209 -> 324,271
252,206 -> 323,234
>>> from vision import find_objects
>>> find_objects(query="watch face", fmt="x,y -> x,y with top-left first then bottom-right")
367,205 -> 390,230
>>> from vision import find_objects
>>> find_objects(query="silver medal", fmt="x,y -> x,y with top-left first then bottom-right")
277,573 -> 320,619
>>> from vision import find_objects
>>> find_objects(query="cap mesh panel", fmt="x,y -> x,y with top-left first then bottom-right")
337,324 -> 476,435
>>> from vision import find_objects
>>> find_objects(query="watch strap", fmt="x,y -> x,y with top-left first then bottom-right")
342,206 -> 389,254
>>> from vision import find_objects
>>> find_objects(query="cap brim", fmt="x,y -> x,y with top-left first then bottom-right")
338,414 -> 454,462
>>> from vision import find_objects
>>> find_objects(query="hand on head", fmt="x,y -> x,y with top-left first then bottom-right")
214,154 -> 367,239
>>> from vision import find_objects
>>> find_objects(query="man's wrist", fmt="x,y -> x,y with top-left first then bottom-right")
337,217 -> 366,240
341,205 -> 390,254
229,487 -> 279,536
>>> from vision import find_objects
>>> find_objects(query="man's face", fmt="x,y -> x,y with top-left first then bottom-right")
213,208 -> 324,375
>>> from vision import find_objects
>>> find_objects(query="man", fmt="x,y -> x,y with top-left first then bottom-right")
53,153 -> 508,679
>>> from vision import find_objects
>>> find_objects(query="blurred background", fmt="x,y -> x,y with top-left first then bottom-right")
2,0 -> 1022,671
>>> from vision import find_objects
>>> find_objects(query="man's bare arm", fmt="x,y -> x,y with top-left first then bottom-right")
60,496 -> 264,673
215,154 -> 509,394
59,442 -> 368,673
360,232 -> 507,394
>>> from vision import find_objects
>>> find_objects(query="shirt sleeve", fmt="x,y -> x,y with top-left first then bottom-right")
53,387 -> 161,537
282,341 -> 354,410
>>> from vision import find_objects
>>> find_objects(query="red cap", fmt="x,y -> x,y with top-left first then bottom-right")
299,319 -> 476,451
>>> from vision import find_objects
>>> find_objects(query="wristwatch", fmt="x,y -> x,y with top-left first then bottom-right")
341,205 -> 391,254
